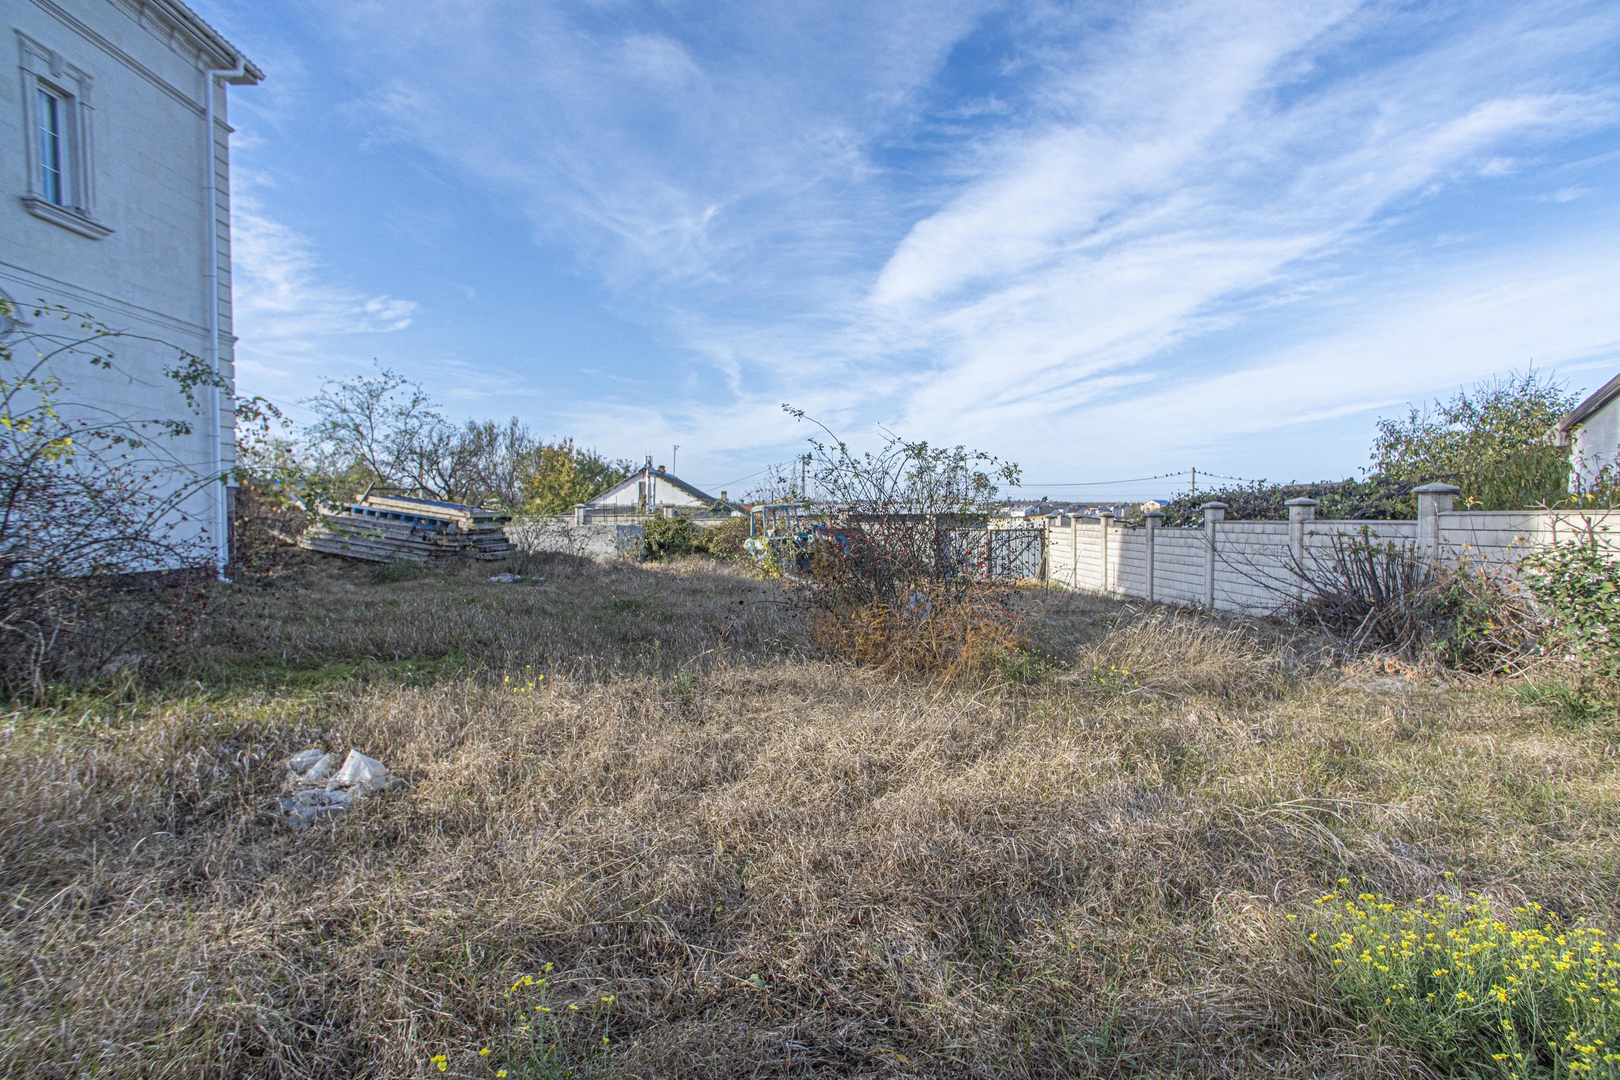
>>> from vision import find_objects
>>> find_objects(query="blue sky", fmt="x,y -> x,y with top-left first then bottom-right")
195,0 -> 1620,501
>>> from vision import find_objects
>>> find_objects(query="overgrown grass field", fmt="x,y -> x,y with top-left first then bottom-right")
3,552 -> 1618,1078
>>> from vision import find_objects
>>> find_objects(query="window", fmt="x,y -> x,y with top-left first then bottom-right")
16,34 -> 110,239
37,87 -> 67,205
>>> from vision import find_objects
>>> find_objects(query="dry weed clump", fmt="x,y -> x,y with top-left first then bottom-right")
806,587 -> 1020,682
1,558 -> 1618,1079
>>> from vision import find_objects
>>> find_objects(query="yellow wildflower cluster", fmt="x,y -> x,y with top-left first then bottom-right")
503,665 -> 545,694
431,961 -> 618,1078
1085,664 -> 1140,692
1308,881 -> 1620,1078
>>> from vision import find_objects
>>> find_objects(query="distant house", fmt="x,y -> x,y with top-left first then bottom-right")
1555,373 -> 1620,490
2,0 -> 261,571
580,462 -> 717,520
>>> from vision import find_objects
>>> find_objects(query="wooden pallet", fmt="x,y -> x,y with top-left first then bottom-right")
297,494 -> 518,564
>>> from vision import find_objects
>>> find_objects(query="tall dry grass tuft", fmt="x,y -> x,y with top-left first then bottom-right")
1077,607 -> 1305,702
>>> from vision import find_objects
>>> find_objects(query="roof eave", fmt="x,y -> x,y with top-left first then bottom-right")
147,0 -> 262,82
1558,370 -> 1620,434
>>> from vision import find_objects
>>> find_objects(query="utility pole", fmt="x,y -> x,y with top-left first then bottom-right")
673,445 -> 680,474
1191,466 -> 1196,501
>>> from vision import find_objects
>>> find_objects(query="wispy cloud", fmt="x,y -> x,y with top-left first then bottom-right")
230,190 -> 417,394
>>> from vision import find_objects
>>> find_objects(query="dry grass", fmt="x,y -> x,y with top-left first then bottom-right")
2,554 -> 1619,1078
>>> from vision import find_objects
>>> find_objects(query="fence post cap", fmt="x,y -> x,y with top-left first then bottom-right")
1412,482 -> 1461,495
1198,501 -> 1229,510
1143,510 -> 1164,519
1283,497 -> 1320,506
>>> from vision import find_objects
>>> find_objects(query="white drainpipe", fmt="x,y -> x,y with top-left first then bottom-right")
203,62 -> 244,581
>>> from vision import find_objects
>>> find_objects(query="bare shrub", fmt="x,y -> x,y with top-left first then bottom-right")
784,408 -> 1022,678
1289,533 -> 1534,671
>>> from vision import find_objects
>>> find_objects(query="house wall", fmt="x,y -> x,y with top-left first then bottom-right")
1,0 -> 251,561
1046,507 -> 1620,616
1572,397 -> 1620,488
589,472 -> 709,509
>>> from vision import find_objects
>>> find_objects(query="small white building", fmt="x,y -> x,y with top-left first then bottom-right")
1556,373 -> 1620,491
581,463 -> 717,519
1,0 -> 261,569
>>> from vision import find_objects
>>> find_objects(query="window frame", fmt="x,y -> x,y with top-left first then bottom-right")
16,33 -> 111,239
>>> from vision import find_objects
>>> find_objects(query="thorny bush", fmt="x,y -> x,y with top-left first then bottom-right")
0,301 -> 230,698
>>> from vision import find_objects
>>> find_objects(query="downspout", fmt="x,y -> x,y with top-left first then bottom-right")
204,62 -> 245,581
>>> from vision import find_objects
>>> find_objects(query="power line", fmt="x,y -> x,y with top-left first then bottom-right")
1008,470 -> 1189,488
1009,468 -> 1267,490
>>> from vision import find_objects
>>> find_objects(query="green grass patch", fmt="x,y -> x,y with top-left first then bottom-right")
1511,679 -> 1617,729
210,653 -> 470,693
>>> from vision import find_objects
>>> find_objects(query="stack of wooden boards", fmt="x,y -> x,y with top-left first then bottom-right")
299,493 -> 517,563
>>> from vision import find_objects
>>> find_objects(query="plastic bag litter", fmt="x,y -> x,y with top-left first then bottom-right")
276,747 -> 403,827
330,749 -> 400,793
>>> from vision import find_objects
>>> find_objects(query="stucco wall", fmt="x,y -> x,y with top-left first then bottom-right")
1,0 -> 250,561
1572,398 -> 1620,488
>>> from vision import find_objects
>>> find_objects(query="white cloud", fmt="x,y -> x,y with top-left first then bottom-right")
233,202 -> 416,346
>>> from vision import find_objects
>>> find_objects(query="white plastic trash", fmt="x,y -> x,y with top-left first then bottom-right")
330,749 -> 393,792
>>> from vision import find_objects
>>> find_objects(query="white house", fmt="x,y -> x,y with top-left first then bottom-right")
581,461 -> 717,519
1,0 -> 260,571
1556,373 -> 1620,491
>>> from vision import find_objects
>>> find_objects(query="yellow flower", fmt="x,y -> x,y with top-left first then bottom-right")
497,1072 -> 508,1078
479,1048 -> 491,1056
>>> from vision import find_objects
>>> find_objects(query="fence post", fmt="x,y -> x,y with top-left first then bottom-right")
1414,483 -> 1459,560
1201,501 -> 1227,610
574,503 -> 587,526
1099,510 -> 1114,594
1285,497 -> 1318,600
1144,511 -> 1162,603
1285,497 -> 1318,562
1071,516 -> 1079,590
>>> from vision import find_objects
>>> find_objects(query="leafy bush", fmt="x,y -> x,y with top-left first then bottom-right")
694,515 -> 750,560
1522,535 -> 1620,675
1154,371 -> 1580,526
1372,370 -> 1578,511
1306,886 -> 1619,1079
642,516 -> 698,560
1156,476 -> 1420,526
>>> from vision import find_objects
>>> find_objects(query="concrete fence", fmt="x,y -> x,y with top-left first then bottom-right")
1044,483 -> 1620,615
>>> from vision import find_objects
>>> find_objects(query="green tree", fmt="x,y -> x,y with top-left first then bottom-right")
521,439 -> 633,514
1371,371 -> 1578,510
